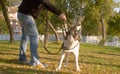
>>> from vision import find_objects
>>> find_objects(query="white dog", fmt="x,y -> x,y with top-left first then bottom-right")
56,25 -> 81,71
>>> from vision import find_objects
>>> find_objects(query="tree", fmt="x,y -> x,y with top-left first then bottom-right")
48,21 -> 60,42
108,13 -> 120,36
0,18 -> 8,34
82,0 -> 114,45
0,0 -> 14,43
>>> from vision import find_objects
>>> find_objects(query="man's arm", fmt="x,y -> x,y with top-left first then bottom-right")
41,0 -> 62,15
41,0 -> 66,21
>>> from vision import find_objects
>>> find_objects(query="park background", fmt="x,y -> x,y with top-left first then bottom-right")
0,0 -> 120,74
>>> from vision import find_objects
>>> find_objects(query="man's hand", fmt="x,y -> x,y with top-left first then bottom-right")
58,13 -> 66,21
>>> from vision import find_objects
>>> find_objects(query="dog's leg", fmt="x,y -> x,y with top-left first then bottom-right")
56,53 -> 65,71
64,53 -> 69,67
74,52 -> 80,71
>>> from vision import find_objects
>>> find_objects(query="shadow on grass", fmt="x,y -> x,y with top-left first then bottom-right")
79,54 -> 120,68
80,54 -> 120,61
0,59 -> 69,74
0,70 -> 9,74
0,58 -> 19,65
91,51 -> 120,56
0,49 -> 18,56
80,60 -> 120,68
0,66 -> 69,74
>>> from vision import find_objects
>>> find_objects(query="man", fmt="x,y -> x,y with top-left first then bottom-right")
17,0 -> 66,67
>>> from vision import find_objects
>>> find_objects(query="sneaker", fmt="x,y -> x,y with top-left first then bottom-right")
30,62 -> 47,68
40,63 -> 47,68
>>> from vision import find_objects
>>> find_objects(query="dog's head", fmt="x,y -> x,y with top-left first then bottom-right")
66,25 -> 80,41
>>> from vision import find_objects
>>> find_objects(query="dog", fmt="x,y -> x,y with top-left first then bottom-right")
56,25 -> 81,71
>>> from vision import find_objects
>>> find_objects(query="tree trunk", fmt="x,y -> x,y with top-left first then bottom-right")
44,11 -> 49,46
0,1 -> 14,43
100,14 -> 106,45
48,22 -> 60,42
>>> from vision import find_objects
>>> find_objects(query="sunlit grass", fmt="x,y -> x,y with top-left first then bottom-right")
0,41 -> 120,74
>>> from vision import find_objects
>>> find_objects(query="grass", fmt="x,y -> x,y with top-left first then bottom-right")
0,41 -> 120,74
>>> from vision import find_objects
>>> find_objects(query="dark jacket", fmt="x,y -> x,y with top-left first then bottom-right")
18,0 -> 62,18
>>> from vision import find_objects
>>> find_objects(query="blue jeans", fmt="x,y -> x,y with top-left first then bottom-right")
17,12 -> 40,65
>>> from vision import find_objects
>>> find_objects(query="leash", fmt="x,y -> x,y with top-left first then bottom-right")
62,42 -> 79,50
39,37 -> 62,55
39,21 -> 68,55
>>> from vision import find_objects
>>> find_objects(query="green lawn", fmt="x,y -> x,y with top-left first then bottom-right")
0,41 -> 120,74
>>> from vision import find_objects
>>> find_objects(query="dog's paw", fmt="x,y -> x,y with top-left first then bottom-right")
76,69 -> 81,72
